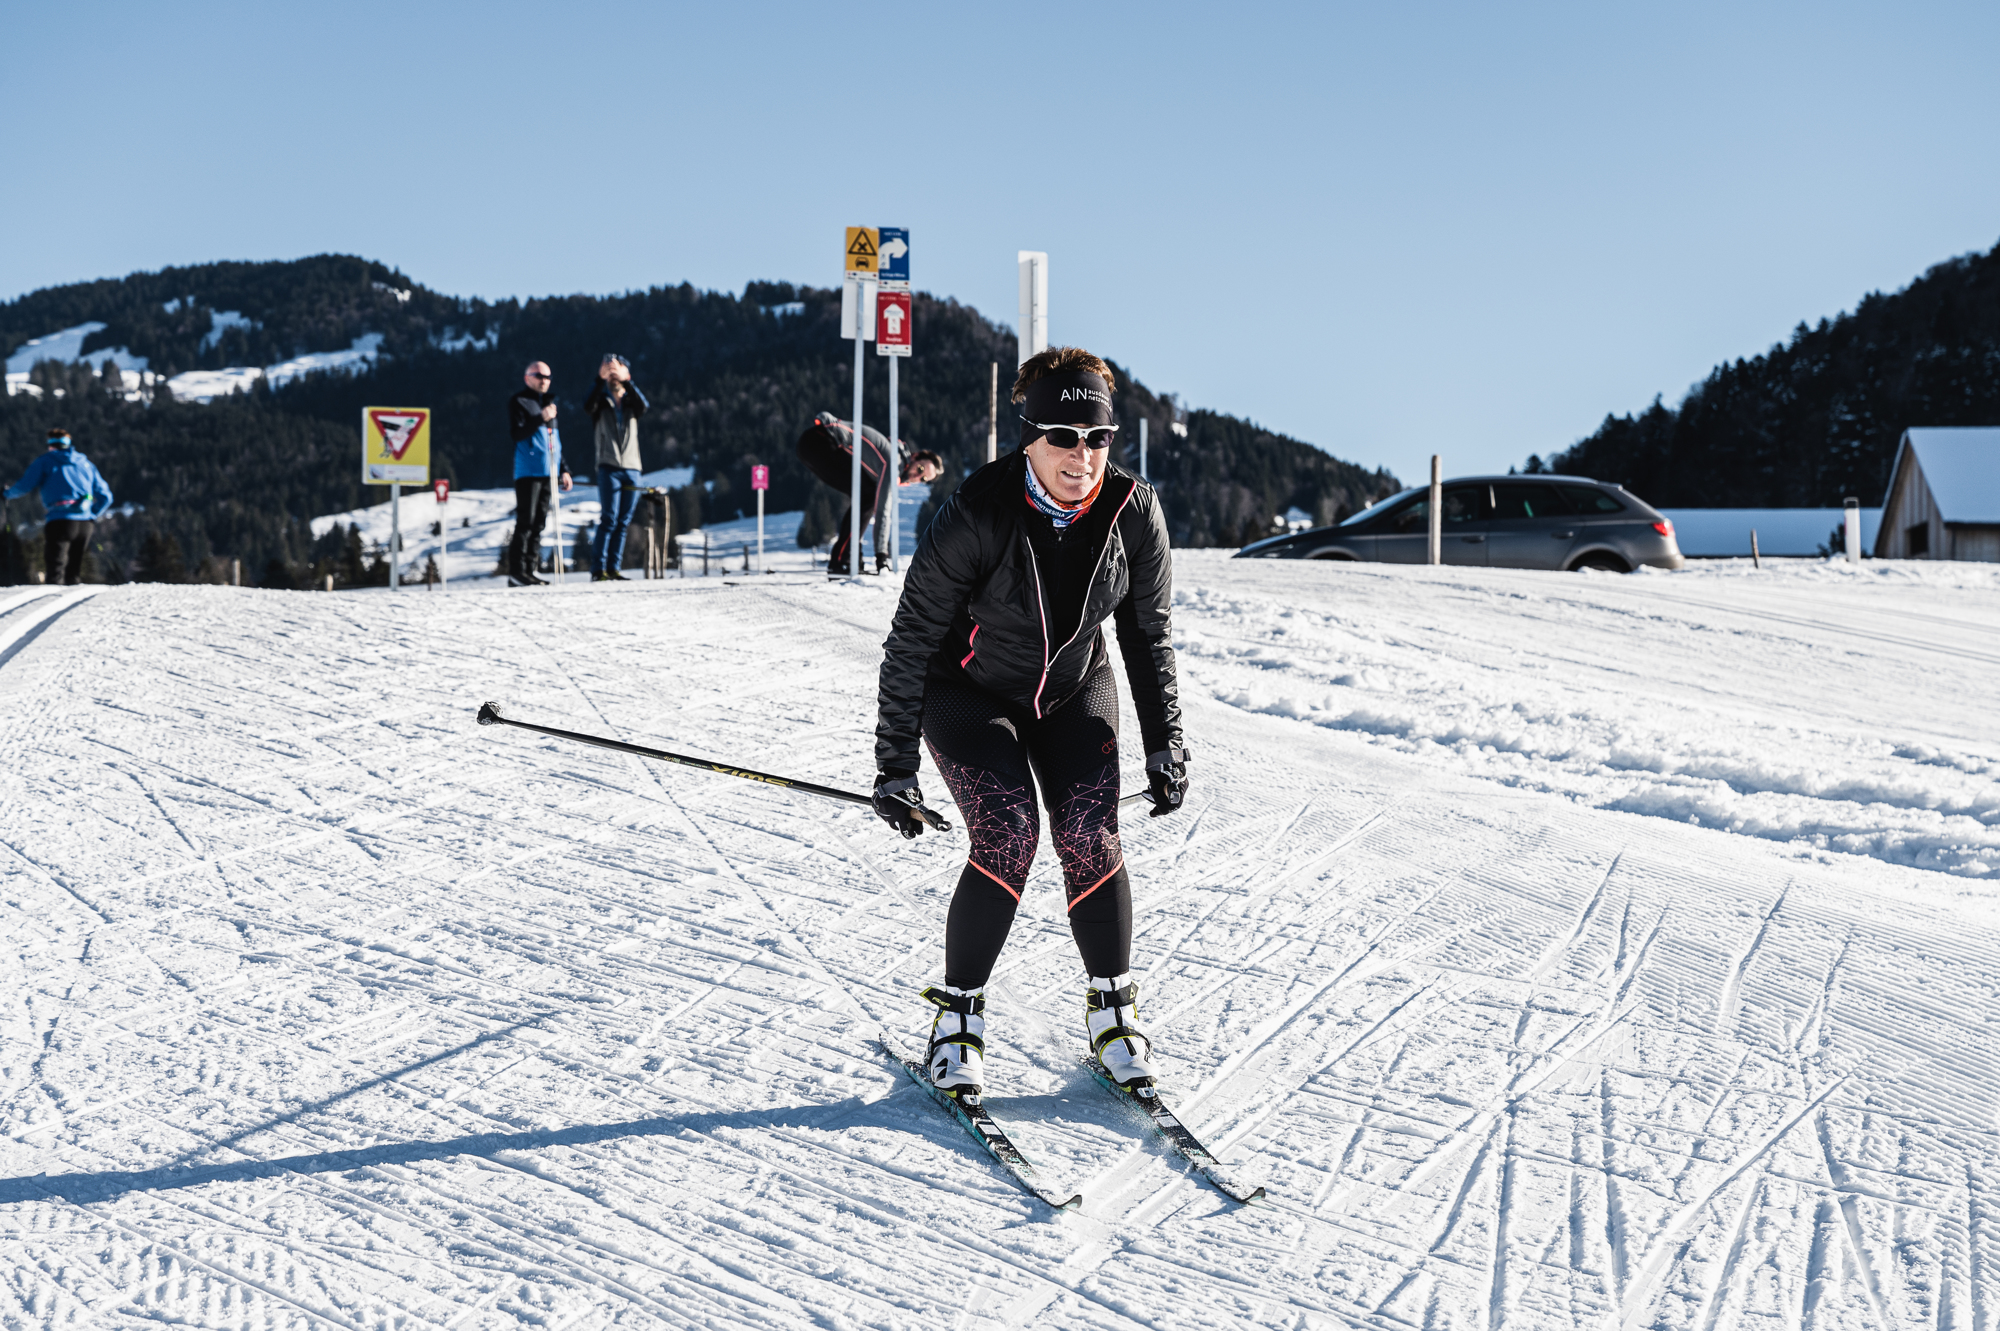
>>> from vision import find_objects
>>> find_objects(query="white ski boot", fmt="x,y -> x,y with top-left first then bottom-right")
921,984 -> 986,1096
1086,973 -> 1159,1088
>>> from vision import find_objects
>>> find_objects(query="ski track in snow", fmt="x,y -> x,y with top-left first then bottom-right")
1,554 -> 1997,1329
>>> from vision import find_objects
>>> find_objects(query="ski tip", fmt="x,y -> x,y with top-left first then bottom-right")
476,701 -> 505,726
1044,1192 -> 1084,1211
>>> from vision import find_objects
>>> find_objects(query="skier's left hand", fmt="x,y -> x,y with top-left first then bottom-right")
558,471 -> 574,493
873,773 -> 930,839
1144,749 -> 1188,818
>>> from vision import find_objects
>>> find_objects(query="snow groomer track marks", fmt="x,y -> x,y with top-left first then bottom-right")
3,556 -> 1997,1328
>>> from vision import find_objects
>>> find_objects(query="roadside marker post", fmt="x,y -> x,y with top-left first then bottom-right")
1139,417 -> 1148,481
988,362 -> 998,464
751,465 -> 769,572
1844,497 -> 1861,564
362,407 -> 431,591
432,477 -> 451,590
1428,455 -> 1443,566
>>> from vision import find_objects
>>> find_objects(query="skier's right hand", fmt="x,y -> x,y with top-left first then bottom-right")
1144,749 -> 1189,818
873,773 -> 929,839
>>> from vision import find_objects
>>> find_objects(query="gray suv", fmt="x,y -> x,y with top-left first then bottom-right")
1235,475 -> 1685,572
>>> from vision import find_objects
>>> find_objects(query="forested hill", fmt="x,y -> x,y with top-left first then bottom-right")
1535,237 -> 2000,505
0,255 -> 1396,584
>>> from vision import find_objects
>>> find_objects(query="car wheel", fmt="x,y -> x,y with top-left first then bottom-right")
1569,552 -> 1630,573
1308,550 -> 1355,561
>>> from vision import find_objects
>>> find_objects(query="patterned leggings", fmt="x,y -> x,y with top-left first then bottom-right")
924,663 -> 1132,989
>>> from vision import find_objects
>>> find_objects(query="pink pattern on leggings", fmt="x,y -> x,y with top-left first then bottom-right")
928,745 -> 1123,908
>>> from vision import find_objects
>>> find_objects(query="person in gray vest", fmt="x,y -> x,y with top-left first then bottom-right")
583,354 -> 648,581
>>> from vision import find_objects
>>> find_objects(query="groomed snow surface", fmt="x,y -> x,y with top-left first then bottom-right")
3,555 -> 1997,1329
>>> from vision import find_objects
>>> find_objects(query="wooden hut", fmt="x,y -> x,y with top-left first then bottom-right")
1873,427 -> 2000,561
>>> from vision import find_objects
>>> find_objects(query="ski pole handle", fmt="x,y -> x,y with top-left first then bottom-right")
476,701 -> 952,831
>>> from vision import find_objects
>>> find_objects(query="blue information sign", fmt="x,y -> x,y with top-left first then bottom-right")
878,227 -> 909,286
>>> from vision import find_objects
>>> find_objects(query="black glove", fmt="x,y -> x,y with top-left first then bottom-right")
873,773 -> 929,839
1144,748 -> 1189,818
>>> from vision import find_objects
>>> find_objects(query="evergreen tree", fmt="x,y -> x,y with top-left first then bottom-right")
134,530 -> 189,583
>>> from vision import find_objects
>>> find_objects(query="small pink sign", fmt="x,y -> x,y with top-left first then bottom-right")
433,478 -> 451,503
751,465 -> 770,491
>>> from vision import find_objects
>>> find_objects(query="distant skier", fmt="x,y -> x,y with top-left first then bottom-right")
871,347 -> 1187,1101
583,354 -> 648,581
795,412 -> 943,574
5,427 -> 114,586
506,361 -> 572,586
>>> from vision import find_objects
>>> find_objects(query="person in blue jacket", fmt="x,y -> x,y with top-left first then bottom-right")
5,427 -> 114,585
505,361 -> 573,586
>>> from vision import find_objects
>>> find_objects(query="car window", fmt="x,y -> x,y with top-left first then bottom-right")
1385,486 -> 1488,530
1556,484 -> 1626,514
1490,483 -> 1570,520
1443,486 -> 1488,524
1341,489 -> 1417,527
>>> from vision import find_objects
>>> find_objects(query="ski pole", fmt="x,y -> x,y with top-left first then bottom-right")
476,701 -> 953,831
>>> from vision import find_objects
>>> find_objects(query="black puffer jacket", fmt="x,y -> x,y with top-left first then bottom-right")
876,451 -> 1182,775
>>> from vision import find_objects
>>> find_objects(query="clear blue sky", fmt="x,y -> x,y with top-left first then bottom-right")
6,1 -> 1998,485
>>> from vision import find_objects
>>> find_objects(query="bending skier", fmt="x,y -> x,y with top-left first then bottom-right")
872,346 -> 1188,1101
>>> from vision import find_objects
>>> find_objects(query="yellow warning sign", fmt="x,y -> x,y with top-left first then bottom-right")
362,406 -> 431,485
845,226 -> 880,274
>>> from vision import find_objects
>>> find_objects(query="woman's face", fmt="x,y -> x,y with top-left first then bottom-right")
1025,435 -> 1105,505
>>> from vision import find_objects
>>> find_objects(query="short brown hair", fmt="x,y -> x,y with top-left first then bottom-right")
1011,346 -> 1115,404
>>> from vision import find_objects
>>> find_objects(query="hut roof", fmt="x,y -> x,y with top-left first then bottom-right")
1895,429 -> 2000,524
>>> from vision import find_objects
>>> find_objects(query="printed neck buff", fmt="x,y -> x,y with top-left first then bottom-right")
1019,369 -> 1114,446
1023,451 -> 1105,528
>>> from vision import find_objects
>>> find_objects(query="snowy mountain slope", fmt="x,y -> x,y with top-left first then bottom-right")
1,560 -> 1996,1329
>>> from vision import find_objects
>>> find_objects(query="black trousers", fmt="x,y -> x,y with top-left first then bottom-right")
44,519 -> 93,586
923,663 -> 1133,989
510,478 -> 551,573
827,477 -> 883,573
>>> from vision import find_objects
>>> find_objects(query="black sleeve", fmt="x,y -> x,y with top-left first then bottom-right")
874,495 -> 986,776
507,392 -> 541,443
582,383 -> 611,422
1112,488 -> 1183,758
625,382 -> 649,417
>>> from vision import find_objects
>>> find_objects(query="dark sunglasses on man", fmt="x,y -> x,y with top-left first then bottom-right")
1025,421 -> 1119,450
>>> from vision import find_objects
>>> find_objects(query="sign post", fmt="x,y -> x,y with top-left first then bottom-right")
751,464 -> 769,572
362,407 -> 431,591
842,228 -> 879,581
1139,417 -> 1148,481
877,280 -> 912,575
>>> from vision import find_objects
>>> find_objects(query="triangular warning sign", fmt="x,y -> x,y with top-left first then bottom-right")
369,409 -> 427,459
848,232 -> 878,258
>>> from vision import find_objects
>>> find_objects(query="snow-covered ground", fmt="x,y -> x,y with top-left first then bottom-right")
2,555 -> 1996,1329
314,482 -> 934,582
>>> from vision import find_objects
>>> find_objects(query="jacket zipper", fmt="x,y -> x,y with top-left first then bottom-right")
1028,486 -> 1138,717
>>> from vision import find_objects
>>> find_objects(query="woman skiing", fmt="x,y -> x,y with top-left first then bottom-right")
872,346 -> 1188,1100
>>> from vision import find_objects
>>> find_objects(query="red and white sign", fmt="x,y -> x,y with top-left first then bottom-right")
750,464 -> 770,491
875,290 -> 911,356
433,478 -> 451,504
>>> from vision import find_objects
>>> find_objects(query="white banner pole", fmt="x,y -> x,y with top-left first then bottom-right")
389,483 -> 401,591
850,288 -> 865,581
757,488 -> 765,573
887,353 -> 900,574
547,424 -> 563,584
1139,417 -> 1148,481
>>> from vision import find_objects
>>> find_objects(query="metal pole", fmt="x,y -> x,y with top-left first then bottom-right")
390,483 -> 401,590
437,498 -> 449,592
1427,455 -> 1442,566
1139,418 -> 1148,482
548,425 -> 563,584
756,488 -> 764,573
849,289 -> 865,580
987,361 -> 998,464
887,353 -> 900,574
1844,497 -> 1861,564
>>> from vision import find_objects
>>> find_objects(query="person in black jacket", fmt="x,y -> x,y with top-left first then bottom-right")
505,361 -> 572,586
872,346 -> 1188,1101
